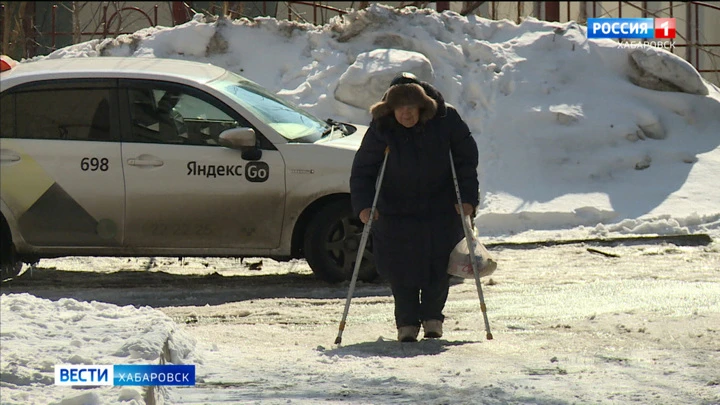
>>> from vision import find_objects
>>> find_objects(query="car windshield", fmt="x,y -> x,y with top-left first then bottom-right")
209,72 -> 328,143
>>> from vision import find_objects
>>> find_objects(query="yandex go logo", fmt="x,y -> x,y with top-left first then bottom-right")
587,18 -> 676,39
245,162 -> 269,182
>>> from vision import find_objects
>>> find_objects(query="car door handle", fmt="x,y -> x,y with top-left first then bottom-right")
0,150 -> 21,163
127,158 -> 164,167
0,154 -> 21,162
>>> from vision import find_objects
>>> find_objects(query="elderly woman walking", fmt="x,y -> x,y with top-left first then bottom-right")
350,73 -> 479,342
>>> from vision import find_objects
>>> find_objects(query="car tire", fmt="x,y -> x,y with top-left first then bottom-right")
0,235 -> 23,280
304,200 -> 378,283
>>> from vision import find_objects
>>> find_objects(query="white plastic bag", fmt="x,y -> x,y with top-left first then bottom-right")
447,220 -> 497,279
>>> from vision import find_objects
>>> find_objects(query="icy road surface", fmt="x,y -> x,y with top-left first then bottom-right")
2,241 -> 719,405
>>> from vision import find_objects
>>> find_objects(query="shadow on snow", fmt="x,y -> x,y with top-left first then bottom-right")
324,336 -> 478,358
0,265 -> 395,307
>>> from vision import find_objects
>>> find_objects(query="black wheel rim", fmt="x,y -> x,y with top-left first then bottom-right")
324,216 -> 374,278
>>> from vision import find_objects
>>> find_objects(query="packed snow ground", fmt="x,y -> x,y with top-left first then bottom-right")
2,244 -> 719,404
2,4 -> 720,405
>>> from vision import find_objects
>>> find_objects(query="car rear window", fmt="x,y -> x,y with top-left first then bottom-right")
6,88 -> 116,142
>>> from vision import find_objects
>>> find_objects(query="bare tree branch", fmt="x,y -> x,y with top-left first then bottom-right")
73,2 -> 81,44
1,1 -> 28,57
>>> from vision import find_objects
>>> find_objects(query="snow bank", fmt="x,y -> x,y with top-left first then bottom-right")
628,47 -> 709,96
34,4 -> 720,240
0,293 -> 196,405
334,48 -> 434,109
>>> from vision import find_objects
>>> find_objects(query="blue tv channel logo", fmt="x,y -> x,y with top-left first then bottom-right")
588,18 -> 653,39
55,364 -> 195,386
114,364 -> 195,386
55,365 -> 113,386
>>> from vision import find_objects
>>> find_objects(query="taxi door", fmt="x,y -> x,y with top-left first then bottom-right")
0,80 -> 124,247
118,80 -> 286,250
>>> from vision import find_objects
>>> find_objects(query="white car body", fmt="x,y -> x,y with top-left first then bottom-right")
0,57 -> 375,282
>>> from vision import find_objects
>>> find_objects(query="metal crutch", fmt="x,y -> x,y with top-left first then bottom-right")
335,146 -> 390,345
449,150 -> 493,340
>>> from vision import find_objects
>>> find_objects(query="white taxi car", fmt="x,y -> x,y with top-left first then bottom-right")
0,56 -> 377,283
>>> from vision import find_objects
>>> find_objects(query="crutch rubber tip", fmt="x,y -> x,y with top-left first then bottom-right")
486,332 -> 493,340
334,336 -> 342,345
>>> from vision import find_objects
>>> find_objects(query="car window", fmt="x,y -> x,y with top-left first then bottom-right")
0,94 -> 15,138
126,86 -> 245,147
208,72 -> 328,143
8,88 -> 116,141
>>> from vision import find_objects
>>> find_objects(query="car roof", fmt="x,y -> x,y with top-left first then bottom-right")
0,57 -> 228,86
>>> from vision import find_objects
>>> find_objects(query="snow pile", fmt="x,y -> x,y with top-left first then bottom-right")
334,48 -> 434,109
37,4 -> 720,240
628,47 -> 709,95
0,293 -> 197,405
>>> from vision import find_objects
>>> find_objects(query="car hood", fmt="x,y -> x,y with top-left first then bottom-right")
315,124 -> 368,150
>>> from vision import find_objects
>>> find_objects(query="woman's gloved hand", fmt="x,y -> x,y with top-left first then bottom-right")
455,203 -> 474,216
359,207 -> 380,224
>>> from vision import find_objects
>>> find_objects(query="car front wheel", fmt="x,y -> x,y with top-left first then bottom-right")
304,200 -> 378,283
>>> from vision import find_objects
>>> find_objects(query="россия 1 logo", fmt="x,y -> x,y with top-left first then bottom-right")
587,18 -> 676,39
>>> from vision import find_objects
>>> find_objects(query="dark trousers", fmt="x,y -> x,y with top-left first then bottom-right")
390,270 -> 450,328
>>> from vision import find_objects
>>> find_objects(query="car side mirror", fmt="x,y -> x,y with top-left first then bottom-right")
218,127 -> 263,160
219,127 -> 256,148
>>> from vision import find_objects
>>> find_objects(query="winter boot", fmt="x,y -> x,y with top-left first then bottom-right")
422,320 -> 443,339
397,326 -> 420,342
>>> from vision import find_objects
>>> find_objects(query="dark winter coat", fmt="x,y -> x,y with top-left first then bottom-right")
350,82 -> 479,288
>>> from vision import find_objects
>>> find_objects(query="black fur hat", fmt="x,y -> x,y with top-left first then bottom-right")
370,83 -> 437,123
390,72 -> 421,87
